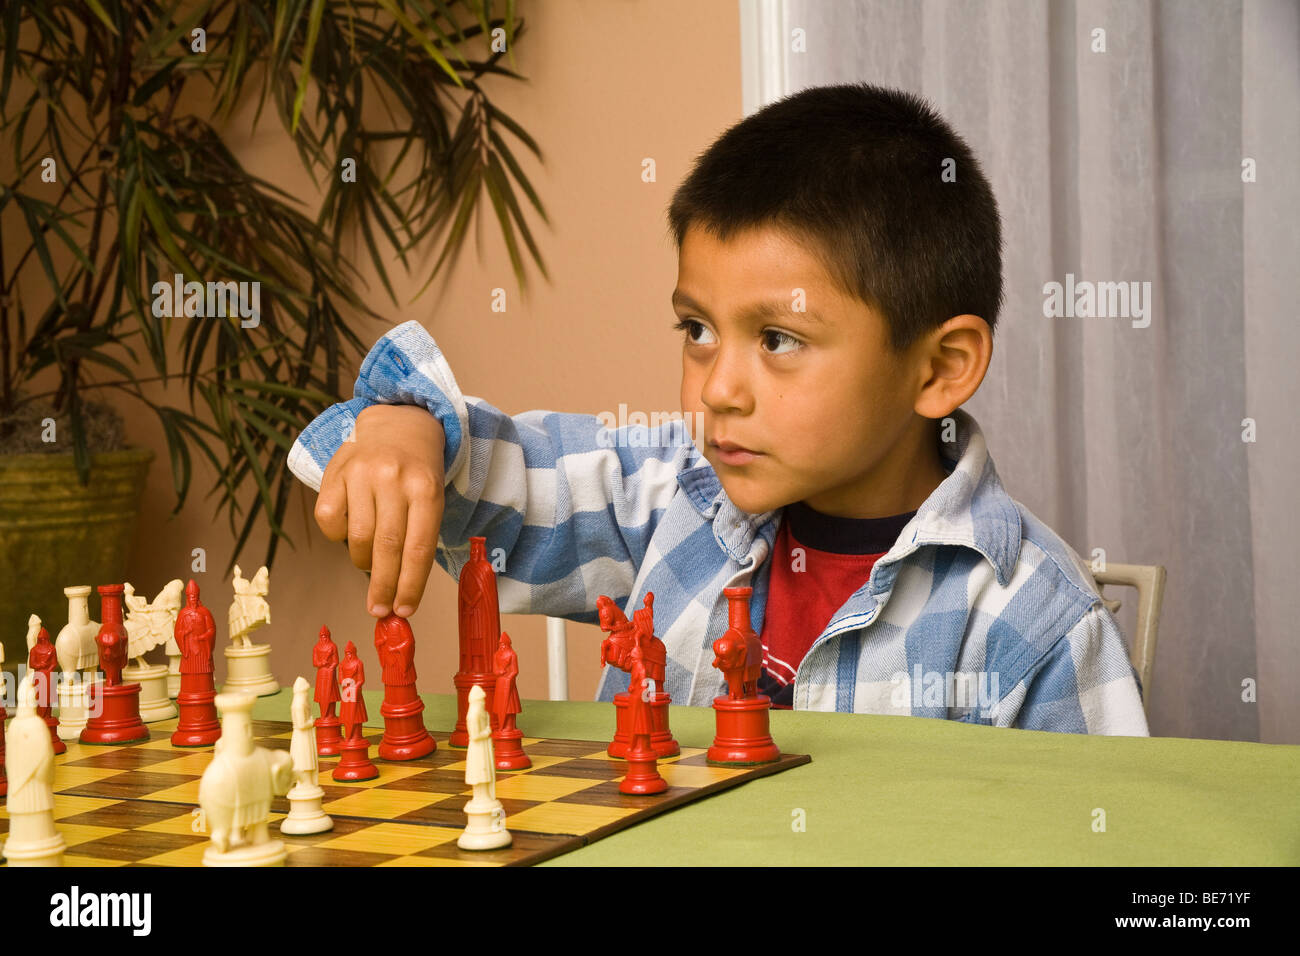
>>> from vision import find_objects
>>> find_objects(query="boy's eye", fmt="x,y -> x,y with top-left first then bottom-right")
761,329 -> 802,355
673,317 -> 715,344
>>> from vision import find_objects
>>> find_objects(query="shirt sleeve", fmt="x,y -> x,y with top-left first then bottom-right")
999,604 -> 1151,736
287,320 -> 701,621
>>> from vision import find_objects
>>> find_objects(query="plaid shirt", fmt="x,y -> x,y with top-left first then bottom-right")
289,321 -> 1150,735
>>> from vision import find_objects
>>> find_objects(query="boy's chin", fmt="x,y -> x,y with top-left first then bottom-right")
717,482 -> 785,516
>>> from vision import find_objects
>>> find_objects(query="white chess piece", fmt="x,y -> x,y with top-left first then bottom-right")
199,692 -> 293,866
228,564 -> 271,648
222,565 -> 277,696
279,677 -> 333,836
122,579 -> 182,721
55,586 -> 101,739
457,684 -> 512,850
2,672 -> 66,866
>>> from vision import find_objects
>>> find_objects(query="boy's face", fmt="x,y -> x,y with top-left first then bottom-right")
674,223 -> 939,518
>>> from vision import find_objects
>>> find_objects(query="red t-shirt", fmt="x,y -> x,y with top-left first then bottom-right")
758,501 -> 916,708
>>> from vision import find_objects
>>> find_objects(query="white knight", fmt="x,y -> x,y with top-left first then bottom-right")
199,691 -> 293,866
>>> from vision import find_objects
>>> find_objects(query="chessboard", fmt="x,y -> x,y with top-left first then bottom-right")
0,718 -> 810,866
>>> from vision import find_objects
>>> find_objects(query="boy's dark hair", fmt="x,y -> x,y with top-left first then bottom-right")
667,83 -> 1003,353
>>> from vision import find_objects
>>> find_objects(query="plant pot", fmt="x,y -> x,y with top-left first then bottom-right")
0,447 -> 154,676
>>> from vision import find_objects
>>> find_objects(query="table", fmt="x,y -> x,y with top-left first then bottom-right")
254,691 -> 1300,866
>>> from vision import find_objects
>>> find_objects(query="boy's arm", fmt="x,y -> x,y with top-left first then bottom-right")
995,604 -> 1151,735
288,321 -> 700,621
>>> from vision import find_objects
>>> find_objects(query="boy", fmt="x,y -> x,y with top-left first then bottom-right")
289,83 -> 1149,735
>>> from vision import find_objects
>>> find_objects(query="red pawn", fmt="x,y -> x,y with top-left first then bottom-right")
27,623 -> 66,755
619,649 -> 666,795
451,536 -> 499,747
0,693 -> 7,797
312,626 -> 344,756
27,624 -> 65,756
172,580 -> 221,747
334,641 -> 377,781
491,632 -> 530,770
80,584 -> 149,745
374,614 -> 435,760
707,587 -> 780,766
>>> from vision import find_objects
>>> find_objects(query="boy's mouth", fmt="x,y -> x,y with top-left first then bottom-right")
710,438 -> 762,466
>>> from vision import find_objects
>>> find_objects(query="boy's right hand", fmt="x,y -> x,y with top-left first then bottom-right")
313,403 -> 446,619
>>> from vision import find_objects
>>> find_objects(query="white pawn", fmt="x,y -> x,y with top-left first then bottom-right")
458,684 -> 511,851
3,672 -> 66,866
280,676 -> 333,835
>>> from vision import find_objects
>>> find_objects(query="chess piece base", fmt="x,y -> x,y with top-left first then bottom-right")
172,672 -> 221,746
707,695 -> 781,765
166,656 -> 181,698
43,715 -> 66,755
56,678 -> 90,739
2,825 -> 67,867
333,735 -> 378,781
377,686 -> 436,761
315,715 -> 344,756
457,794 -> 512,850
619,738 -> 668,795
450,672 -> 498,747
280,782 -> 334,835
80,681 -> 149,745
492,726 -> 531,770
171,671 -> 221,746
203,839 -> 286,867
608,692 -> 680,758
123,663 -> 178,722
222,643 -> 279,697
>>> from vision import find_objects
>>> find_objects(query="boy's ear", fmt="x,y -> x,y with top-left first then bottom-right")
913,315 -> 993,419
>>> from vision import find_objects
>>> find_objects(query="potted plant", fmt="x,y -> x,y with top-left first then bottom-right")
0,0 -> 548,669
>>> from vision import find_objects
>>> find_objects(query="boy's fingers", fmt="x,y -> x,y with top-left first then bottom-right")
346,489 -> 376,573
367,496 -> 409,617
392,497 -> 439,617
315,467 -> 349,542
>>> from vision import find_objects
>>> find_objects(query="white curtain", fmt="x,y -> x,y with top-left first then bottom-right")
745,0 -> 1300,743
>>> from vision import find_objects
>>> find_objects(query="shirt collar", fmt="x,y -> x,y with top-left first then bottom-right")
675,408 -> 1022,587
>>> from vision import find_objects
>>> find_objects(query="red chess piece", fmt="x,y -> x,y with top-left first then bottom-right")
451,536 -> 499,747
334,641 -> 377,781
707,587 -> 780,766
618,650 -> 667,795
312,626 -> 344,756
490,632 -> 530,770
28,625 -> 66,756
171,580 -> 222,747
600,593 -> 679,759
80,584 -> 149,746
0,695 -> 8,797
374,614 -> 435,761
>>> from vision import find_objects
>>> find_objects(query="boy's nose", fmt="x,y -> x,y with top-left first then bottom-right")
699,352 -> 754,415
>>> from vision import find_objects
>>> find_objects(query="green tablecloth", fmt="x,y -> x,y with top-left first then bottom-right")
252,690 -> 1300,866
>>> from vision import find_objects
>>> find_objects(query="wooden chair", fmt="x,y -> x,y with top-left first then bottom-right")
1091,563 -> 1167,712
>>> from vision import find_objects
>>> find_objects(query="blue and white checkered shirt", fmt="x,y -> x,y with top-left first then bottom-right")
289,321 -> 1150,735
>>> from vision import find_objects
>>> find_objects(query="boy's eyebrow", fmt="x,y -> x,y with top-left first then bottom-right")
671,290 -> 827,325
